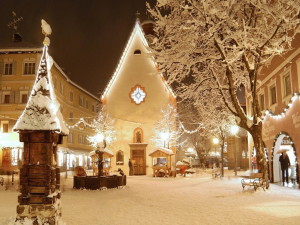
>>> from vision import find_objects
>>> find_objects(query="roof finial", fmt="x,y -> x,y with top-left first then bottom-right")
135,10 -> 140,20
7,11 -> 23,31
41,19 -> 52,46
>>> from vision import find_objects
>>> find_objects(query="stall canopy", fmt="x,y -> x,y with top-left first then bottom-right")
149,147 -> 174,157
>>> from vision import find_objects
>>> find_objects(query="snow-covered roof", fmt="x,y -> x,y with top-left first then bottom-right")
101,19 -> 176,101
176,161 -> 189,166
13,44 -> 69,135
89,149 -> 114,157
149,147 -> 174,156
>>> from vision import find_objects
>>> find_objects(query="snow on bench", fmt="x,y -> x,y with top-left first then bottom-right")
241,173 -> 266,191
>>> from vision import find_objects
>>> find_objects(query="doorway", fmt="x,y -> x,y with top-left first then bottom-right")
272,133 -> 298,187
131,149 -> 146,175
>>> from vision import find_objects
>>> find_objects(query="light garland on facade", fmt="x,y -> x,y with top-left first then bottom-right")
63,117 -> 96,129
262,92 -> 300,120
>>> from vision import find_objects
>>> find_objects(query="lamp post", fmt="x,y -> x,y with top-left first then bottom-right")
213,138 -> 219,170
231,125 -> 239,176
160,131 -> 169,148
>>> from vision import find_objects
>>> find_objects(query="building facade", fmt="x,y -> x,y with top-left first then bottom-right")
0,39 -> 100,174
101,20 -> 177,176
246,34 -> 300,186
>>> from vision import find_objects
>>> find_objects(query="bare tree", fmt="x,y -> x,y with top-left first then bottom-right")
148,0 -> 300,182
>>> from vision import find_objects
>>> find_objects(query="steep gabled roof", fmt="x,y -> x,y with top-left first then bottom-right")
101,20 -> 175,102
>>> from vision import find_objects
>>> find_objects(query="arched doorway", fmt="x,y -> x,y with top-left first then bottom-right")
272,132 -> 298,187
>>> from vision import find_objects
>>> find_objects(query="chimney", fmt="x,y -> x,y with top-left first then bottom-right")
13,33 -> 22,42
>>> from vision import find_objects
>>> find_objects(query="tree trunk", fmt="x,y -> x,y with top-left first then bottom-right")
249,122 -> 269,188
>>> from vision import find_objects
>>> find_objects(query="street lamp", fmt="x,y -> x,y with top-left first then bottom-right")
160,131 -> 169,148
212,137 -> 219,170
231,125 -> 239,176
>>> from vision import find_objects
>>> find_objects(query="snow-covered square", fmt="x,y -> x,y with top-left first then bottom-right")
1,170 -> 299,225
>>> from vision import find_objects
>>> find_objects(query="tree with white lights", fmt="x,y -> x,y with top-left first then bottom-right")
148,0 -> 300,182
88,106 -> 116,149
151,104 -> 183,149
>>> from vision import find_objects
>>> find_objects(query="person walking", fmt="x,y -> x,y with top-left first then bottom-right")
279,151 -> 291,185
128,158 -> 133,176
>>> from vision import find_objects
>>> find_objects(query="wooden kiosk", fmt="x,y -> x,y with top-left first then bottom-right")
149,147 -> 175,177
89,149 -> 113,176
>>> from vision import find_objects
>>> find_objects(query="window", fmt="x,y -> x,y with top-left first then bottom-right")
69,111 -> 74,122
1,121 -> 9,133
259,94 -> 265,111
59,82 -> 64,95
116,151 -> 124,165
3,94 -> 10,104
24,62 -> 35,75
283,73 -> 292,97
67,132 -> 73,143
21,93 -> 28,104
4,63 -> 13,75
79,96 -> 83,106
69,91 -> 74,102
270,85 -> 277,105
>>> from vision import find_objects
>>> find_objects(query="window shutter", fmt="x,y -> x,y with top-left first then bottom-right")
12,61 -> 17,75
0,61 -> 4,75
10,91 -> 15,104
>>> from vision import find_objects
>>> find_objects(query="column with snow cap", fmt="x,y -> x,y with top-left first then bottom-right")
13,19 -> 69,225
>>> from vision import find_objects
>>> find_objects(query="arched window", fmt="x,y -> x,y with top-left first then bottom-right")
133,128 -> 144,143
116,151 -> 124,165
134,49 -> 141,55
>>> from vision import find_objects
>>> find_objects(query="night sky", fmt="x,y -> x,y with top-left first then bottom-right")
0,0 -> 156,97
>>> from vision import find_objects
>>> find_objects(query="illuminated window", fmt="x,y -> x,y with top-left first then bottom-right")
116,151 -> 124,165
24,62 -> 35,75
58,152 -> 64,166
11,148 -> 19,166
78,155 -> 83,166
130,85 -> 146,105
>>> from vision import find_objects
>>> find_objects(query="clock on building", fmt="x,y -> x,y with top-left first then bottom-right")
130,84 -> 146,104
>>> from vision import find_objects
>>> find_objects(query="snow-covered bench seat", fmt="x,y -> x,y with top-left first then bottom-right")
241,173 -> 266,191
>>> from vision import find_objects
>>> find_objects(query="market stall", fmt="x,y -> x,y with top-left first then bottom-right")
149,147 -> 175,177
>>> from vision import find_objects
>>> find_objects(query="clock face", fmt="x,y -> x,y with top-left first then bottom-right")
130,84 -> 146,105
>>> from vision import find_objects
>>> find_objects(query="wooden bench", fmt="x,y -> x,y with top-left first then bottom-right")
241,173 -> 266,191
212,168 -> 221,178
0,177 -> 4,186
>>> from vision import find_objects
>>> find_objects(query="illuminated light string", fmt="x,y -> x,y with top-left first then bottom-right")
63,117 -> 97,129
179,121 -> 203,134
262,92 -> 300,120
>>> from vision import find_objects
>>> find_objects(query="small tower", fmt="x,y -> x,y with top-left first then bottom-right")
13,19 -> 68,225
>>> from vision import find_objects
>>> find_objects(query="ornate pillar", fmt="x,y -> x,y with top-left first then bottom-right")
16,131 -> 63,224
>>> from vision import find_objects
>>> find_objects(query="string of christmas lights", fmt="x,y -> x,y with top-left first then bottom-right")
179,121 -> 203,134
262,92 -> 300,120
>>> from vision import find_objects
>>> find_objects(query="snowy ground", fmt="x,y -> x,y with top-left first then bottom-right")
0,169 -> 300,225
